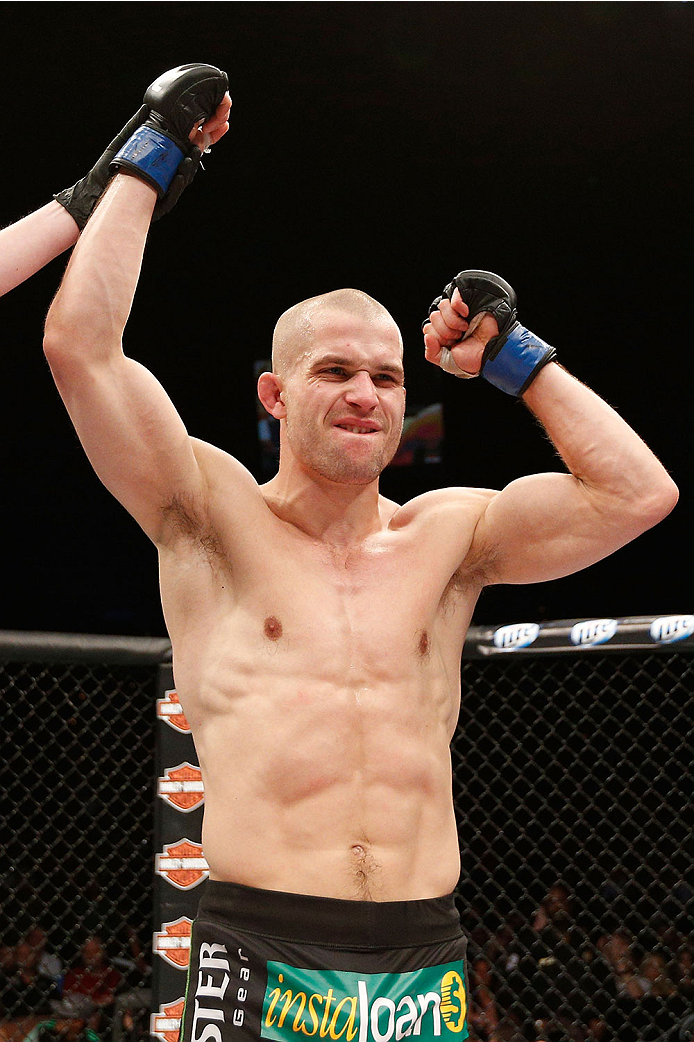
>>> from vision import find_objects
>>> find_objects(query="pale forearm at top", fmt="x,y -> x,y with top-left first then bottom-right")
0,201 -> 79,298
44,174 -> 157,362
522,362 -> 678,520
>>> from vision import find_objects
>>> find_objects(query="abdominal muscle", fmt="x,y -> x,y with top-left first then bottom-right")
176,652 -> 462,902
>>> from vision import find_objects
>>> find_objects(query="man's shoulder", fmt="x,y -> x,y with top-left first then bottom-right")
190,437 -> 260,491
387,485 -> 499,531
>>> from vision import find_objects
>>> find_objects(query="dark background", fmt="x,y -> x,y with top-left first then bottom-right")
2,2 -> 691,637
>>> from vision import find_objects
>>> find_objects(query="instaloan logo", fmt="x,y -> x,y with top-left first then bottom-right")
150,998 -> 185,1042
155,839 -> 209,890
261,960 -> 468,1042
156,689 -> 191,734
153,917 -> 193,969
157,763 -> 205,813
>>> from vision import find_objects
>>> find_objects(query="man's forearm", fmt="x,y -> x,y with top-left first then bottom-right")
522,362 -> 677,519
0,201 -> 79,298
44,175 -> 157,362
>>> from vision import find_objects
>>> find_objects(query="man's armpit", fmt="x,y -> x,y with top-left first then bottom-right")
161,491 -> 222,560
441,547 -> 497,612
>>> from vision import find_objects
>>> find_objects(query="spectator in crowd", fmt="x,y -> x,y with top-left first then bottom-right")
630,951 -> 685,1041
490,1016 -> 526,1042
62,936 -> 122,1033
0,937 -> 60,1042
672,945 -> 693,1000
23,930 -> 61,989
110,926 -> 151,1042
635,953 -> 676,999
597,929 -> 643,1000
468,956 -> 500,1041
485,919 -> 527,978
582,1008 -> 608,1041
113,927 -> 149,987
532,1002 -> 584,1042
533,886 -> 573,944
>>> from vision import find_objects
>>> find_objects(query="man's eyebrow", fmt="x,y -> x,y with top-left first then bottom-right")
311,353 -> 405,376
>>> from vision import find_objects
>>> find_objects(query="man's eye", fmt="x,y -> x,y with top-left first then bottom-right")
324,367 -> 346,376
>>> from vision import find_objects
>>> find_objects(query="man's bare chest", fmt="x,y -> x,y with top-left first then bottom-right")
239,533 -> 450,652
164,516 -> 473,661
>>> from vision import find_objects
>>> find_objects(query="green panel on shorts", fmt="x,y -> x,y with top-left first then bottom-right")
261,959 -> 468,1042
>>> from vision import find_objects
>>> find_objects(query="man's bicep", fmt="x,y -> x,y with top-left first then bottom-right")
51,353 -> 204,543
470,471 -> 639,586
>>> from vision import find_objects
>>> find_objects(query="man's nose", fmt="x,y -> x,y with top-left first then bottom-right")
344,370 -> 378,408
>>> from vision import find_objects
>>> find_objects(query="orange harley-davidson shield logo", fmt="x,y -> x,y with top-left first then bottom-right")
155,839 -> 209,890
153,917 -> 193,970
156,689 -> 191,734
150,997 -> 185,1042
157,763 -> 205,813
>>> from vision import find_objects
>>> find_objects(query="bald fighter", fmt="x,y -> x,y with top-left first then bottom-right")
42,74 -> 676,1042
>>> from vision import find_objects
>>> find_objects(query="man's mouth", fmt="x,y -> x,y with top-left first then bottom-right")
333,421 -> 381,435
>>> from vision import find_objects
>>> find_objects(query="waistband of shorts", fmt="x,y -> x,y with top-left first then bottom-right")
197,880 -> 462,948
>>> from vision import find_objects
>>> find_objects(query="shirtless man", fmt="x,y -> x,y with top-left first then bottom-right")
42,73 -> 677,1042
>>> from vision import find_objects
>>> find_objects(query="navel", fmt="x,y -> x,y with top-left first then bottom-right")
264,615 -> 283,641
418,630 -> 430,657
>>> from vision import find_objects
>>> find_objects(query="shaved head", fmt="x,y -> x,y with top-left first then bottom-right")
272,289 -> 401,377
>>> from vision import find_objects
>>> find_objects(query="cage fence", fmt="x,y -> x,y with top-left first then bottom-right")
1,635 -> 169,1042
1,620 -> 692,1042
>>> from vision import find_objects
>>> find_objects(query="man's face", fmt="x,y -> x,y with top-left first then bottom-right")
279,309 -> 406,485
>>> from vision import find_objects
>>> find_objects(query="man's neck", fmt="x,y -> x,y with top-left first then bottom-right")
261,466 -> 387,546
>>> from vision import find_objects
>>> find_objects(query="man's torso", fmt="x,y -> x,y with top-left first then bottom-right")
158,441 -> 492,900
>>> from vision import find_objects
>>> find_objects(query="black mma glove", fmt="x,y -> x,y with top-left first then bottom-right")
110,63 -> 228,212
54,63 -> 228,229
425,270 -> 557,397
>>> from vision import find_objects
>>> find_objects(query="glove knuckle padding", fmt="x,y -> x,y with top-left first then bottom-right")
424,269 -> 556,396
143,63 -> 228,147
110,63 -> 227,202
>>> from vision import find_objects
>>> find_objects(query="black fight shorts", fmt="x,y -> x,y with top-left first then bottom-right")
180,881 -> 469,1042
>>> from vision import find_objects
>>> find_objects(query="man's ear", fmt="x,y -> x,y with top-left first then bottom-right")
257,372 -> 286,418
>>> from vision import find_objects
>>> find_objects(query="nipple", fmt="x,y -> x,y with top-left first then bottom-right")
264,615 -> 283,641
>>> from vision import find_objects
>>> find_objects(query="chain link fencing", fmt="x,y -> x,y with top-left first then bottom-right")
1,620 -> 692,1042
0,635 -> 170,1042
457,619 -> 694,1042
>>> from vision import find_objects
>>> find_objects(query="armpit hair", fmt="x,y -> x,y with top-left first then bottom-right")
442,545 -> 498,608
162,492 -> 222,560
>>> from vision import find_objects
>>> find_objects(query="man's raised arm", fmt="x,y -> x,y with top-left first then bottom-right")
1,86 -> 157,297
43,65 -> 230,545
423,270 -> 678,585
1,66 -> 228,298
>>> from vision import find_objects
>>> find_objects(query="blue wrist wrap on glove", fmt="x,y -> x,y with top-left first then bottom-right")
113,126 -> 185,196
482,325 -> 556,397
425,271 -> 557,397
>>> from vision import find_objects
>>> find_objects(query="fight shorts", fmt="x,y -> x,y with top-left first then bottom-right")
179,881 -> 469,1042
